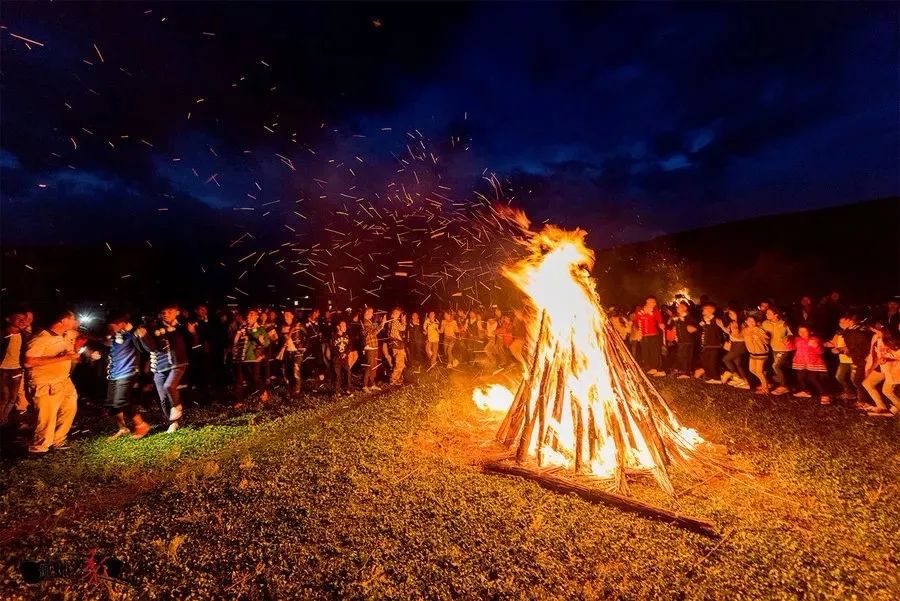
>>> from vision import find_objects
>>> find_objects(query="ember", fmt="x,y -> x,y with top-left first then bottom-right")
476,214 -> 706,495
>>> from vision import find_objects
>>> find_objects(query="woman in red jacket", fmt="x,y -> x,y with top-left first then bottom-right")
634,296 -> 666,376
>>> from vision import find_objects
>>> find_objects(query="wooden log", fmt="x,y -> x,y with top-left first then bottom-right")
605,403 -> 630,495
535,360 -> 549,465
496,378 -> 528,444
502,311 -> 548,447
483,461 -> 719,539
571,391 -> 584,472
587,404 -> 597,463
544,363 -> 567,452
530,350 -> 557,465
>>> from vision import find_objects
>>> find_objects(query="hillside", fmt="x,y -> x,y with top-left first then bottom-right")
594,197 -> 899,307
2,198 -> 896,311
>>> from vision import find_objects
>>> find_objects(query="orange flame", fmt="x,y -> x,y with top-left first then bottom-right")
475,221 -> 704,494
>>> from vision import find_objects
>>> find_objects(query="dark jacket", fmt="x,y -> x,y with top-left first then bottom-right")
698,317 -> 725,349
280,322 -> 308,353
842,325 -> 873,365
668,315 -> 697,345
137,322 -> 195,373
107,327 -> 141,381
407,321 -> 425,346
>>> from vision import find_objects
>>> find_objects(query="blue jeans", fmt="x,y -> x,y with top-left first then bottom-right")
154,366 -> 186,420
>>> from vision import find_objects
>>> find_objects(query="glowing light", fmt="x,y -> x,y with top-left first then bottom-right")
473,384 -> 514,412
477,217 -> 705,494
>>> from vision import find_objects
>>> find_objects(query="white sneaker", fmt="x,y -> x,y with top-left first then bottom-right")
166,421 -> 179,434
168,405 -> 183,422
362,386 -> 371,393
793,391 -> 812,398
647,369 -> 658,376
371,385 -> 381,391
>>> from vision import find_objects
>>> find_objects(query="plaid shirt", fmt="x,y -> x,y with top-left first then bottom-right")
388,319 -> 406,341
362,319 -> 380,350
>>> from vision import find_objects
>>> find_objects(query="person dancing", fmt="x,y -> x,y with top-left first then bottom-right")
136,304 -> 195,433
104,313 -> 149,439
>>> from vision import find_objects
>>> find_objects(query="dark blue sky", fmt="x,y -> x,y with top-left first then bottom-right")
1,2 -> 897,249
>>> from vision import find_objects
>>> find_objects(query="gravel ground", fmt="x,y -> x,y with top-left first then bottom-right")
1,373 -> 898,600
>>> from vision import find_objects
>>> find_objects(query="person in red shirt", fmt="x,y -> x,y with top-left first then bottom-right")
791,325 -> 830,404
634,295 -> 665,376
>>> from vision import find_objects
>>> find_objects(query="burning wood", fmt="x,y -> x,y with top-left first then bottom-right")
475,219 -> 708,495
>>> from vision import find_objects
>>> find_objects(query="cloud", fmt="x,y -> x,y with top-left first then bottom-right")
0,150 -> 22,170
1,1 -> 895,251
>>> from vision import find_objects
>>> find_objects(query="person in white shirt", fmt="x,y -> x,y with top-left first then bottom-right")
1,309 -> 28,426
24,309 -> 80,455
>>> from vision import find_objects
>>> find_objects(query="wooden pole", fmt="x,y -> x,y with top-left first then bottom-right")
501,310 -> 547,447
483,461 -> 719,539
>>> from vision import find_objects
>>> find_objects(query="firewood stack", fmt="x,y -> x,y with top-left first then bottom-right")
495,306 -> 709,496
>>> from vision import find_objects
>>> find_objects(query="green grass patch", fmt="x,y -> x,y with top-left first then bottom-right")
1,377 -> 898,599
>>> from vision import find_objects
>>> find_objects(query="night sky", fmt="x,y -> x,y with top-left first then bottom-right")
1,2 -> 897,252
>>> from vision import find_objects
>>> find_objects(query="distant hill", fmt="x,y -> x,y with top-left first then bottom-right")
594,197 -> 899,308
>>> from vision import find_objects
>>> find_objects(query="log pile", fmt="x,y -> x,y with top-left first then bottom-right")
495,307 -> 710,496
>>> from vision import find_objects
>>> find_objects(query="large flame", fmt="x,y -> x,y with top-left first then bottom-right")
474,223 -> 704,494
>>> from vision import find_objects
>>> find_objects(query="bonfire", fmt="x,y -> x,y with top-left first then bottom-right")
475,214 -> 707,497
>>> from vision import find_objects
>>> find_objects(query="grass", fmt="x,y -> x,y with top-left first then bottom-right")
1,373 -> 898,600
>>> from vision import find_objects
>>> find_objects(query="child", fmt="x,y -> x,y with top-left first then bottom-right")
361,307 -> 383,391
791,325 -> 830,404
424,311 -> 440,368
667,302 -> 697,379
230,309 -> 270,407
135,304 -> 197,432
330,320 -> 353,397
104,313 -> 150,439
824,327 -> 855,401
721,308 -> 750,388
697,302 -> 726,384
839,314 -> 874,406
861,325 -> 899,417
387,308 -> 407,385
440,311 -> 459,367
279,309 -> 307,397
762,308 -> 793,395
406,312 -> 425,373
742,315 -> 770,394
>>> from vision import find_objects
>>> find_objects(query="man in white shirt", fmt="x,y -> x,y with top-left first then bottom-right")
25,309 -> 80,455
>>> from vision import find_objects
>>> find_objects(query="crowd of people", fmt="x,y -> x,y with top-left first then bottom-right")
613,293 -> 900,415
0,302 -> 531,458
1,291 -> 898,459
